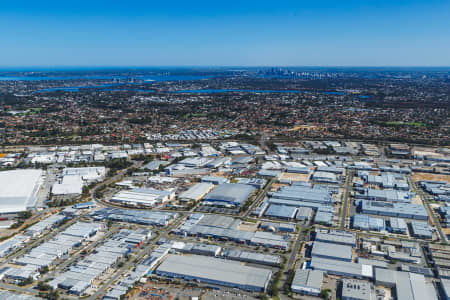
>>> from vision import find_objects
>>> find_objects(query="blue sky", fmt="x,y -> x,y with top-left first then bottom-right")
1,0 -> 449,66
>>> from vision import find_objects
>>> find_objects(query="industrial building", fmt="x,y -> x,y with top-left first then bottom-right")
355,189 -> 412,203
389,217 -> 408,234
290,269 -> 324,296
156,254 -> 272,292
178,182 -> 214,202
352,214 -> 385,231
52,167 -> 106,195
222,249 -> 281,266
174,214 -> 289,249
311,171 -> 338,184
410,221 -> 433,239
359,200 -> 428,220
311,241 -> 352,262
296,207 -> 313,221
200,176 -> 229,185
310,257 -> 373,279
374,268 -> 438,300
264,204 -> 297,220
110,188 -> 175,207
201,183 -> 255,207
341,279 -> 372,300
0,169 -> 43,214
315,231 -> 356,247
90,208 -> 176,226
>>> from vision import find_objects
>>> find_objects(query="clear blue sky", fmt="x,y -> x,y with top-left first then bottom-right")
1,0 -> 449,67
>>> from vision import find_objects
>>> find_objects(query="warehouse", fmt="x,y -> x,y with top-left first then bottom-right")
235,178 -> 266,189
111,188 -> 175,207
389,217 -> 408,234
355,189 -> 412,203
201,183 -> 255,207
0,169 -> 43,214
315,231 -> 356,247
311,241 -> 352,262
91,208 -> 176,226
222,249 -> 281,266
359,200 -> 428,220
296,207 -> 313,221
178,183 -> 214,202
410,221 -> 433,239
314,208 -> 334,226
374,268 -> 438,300
291,269 -> 324,296
341,279 -> 372,300
311,171 -> 338,184
310,257 -> 373,279
156,254 -> 272,292
264,204 -> 297,220
352,214 -> 385,231
201,176 -> 229,185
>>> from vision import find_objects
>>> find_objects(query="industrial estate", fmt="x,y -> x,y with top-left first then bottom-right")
0,68 -> 449,300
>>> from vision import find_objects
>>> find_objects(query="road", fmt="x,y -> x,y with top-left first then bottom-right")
243,178 -> 275,218
408,175 -> 447,243
340,170 -> 353,230
287,226 -> 308,270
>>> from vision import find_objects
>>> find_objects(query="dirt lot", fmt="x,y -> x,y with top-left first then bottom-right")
412,172 -> 450,184
279,172 -> 310,182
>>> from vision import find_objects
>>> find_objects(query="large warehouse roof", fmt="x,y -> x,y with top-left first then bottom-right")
156,254 -> 272,291
0,169 -> 43,214
202,183 -> 255,206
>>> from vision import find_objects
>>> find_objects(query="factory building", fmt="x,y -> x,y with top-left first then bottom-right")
310,257 -> 373,279
201,183 -> 255,207
315,231 -> 356,247
410,221 -> 433,239
341,279 -> 372,300
200,176 -> 229,185
156,254 -> 272,292
374,268 -> 438,300
296,207 -> 313,221
359,200 -> 428,220
352,214 -> 385,231
311,241 -> 352,262
90,208 -> 176,227
222,249 -> 281,267
311,171 -> 338,184
0,169 -> 43,215
110,188 -> 175,207
178,182 -> 214,203
389,217 -> 408,234
264,204 -> 297,220
355,189 -> 412,203
291,269 -> 324,296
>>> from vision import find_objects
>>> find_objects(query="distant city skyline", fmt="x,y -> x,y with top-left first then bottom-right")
1,0 -> 450,67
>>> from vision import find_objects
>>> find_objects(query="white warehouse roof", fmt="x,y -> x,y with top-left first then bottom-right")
0,169 -> 43,214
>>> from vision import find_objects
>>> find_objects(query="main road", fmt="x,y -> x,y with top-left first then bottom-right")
340,169 -> 353,230
408,175 -> 447,243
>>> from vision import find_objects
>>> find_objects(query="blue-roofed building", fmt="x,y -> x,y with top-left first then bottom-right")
410,222 -> 433,239
389,217 -> 407,234
352,214 -> 385,231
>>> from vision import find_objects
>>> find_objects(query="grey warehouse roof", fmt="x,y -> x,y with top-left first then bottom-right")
156,254 -> 272,291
